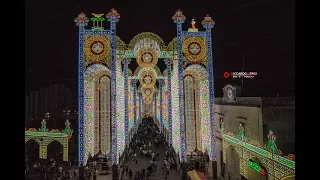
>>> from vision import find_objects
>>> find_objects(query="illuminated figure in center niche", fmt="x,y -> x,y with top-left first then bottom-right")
191,18 -> 196,28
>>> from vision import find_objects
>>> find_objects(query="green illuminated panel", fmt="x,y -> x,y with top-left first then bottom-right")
279,157 -> 295,169
120,50 -> 177,58
25,131 -> 67,138
223,134 -> 295,170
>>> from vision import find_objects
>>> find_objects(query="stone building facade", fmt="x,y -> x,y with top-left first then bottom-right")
210,85 -> 295,180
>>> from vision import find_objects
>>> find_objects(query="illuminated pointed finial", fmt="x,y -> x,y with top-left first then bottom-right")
172,9 -> 186,23
107,8 -> 120,22
74,12 -> 89,26
201,14 -> 215,29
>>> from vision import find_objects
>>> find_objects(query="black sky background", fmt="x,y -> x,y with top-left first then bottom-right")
25,0 -> 295,98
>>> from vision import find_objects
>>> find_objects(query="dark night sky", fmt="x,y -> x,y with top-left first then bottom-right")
25,0 -> 295,98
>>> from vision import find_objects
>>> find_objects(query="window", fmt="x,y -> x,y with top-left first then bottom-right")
220,118 -> 223,129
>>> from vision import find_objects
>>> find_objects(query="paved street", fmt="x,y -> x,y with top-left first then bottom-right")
95,141 -> 181,180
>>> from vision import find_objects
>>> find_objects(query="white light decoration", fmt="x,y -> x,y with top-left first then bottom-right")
184,76 -> 196,153
116,63 -> 125,158
200,80 -> 211,155
100,75 -> 110,154
171,63 -> 181,153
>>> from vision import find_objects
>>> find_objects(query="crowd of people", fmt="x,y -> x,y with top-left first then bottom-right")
26,117 -> 207,180
25,155 -> 78,180
119,117 -> 179,180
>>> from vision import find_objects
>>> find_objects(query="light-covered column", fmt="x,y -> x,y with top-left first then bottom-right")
202,14 -> 217,178
123,59 -> 130,147
107,8 -> 120,165
172,9 -> 186,160
154,91 -> 157,123
132,79 -> 138,133
159,80 -> 164,133
139,92 -> 142,125
164,59 -> 173,146
74,12 -> 89,166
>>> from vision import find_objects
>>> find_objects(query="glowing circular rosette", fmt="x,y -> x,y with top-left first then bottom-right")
182,36 -> 207,63
139,68 -> 157,86
141,84 -> 154,98
84,35 -> 110,67
136,48 -> 158,68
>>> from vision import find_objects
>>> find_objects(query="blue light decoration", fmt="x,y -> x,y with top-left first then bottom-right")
123,59 -> 130,147
132,79 -> 137,133
74,12 -> 89,166
106,8 -> 120,165
201,15 -> 216,160
159,79 -> 164,133
154,90 -> 157,123
172,9 -> 186,160
165,59 -> 173,146
139,92 -> 142,125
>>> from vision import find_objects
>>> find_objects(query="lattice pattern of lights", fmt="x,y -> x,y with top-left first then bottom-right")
184,76 -> 196,152
223,134 -> 295,179
199,80 -> 211,155
171,63 -> 181,154
100,75 -> 110,154
135,92 -> 139,123
84,80 -> 95,163
94,80 -> 100,155
156,92 -> 159,123
194,80 -> 201,150
128,91 -> 134,131
116,63 -> 125,157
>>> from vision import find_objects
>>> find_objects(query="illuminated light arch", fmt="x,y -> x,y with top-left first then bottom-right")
163,69 -> 167,77
84,63 -> 111,81
137,67 -> 159,80
153,65 -> 162,77
184,75 -> 196,153
184,65 -> 209,152
166,37 -> 178,55
133,66 -> 142,77
128,32 -> 165,51
184,64 -> 208,80
116,36 -> 127,49
128,69 -> 133,76
84,63 -> 111,164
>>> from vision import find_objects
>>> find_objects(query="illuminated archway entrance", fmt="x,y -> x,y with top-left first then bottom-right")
247,157 -> 267,180
25,139 -> 39,162
47,140 -> 64,162
83,63 -> 112,163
